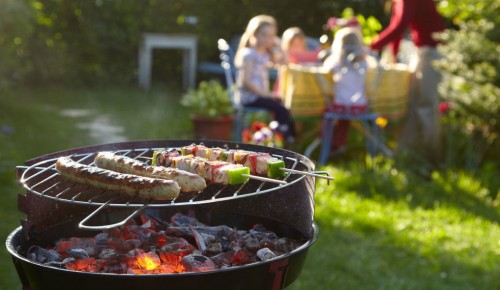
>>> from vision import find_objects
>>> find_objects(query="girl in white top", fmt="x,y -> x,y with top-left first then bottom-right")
323,27 -> 371,152
234,15 -> 295,142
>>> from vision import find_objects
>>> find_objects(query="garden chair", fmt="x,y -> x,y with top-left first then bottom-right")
218,39 -> 270,141
315,108 -> 382,165
302,62 -> 388,165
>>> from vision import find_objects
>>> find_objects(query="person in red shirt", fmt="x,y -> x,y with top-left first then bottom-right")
370,0 -> 445,166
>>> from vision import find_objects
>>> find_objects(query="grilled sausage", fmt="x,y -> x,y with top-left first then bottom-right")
94,152 -> 206,193
55,157 -> 180,200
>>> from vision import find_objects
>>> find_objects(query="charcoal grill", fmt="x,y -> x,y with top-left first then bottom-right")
6,140 -> 325,290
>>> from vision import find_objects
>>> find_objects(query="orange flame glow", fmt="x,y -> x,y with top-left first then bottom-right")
136,253 -> 161,271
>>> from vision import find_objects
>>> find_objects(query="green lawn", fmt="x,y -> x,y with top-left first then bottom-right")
1,86 -> 498,290
290,162 -> 499,290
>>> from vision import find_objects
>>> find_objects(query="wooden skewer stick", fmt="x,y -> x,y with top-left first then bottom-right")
242,174 -> 288,185
280,168 -> 335,181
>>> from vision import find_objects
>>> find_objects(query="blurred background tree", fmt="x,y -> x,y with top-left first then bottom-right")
0,0 -> 34,88
0,0 -> 386,88
435,0 -> 500,170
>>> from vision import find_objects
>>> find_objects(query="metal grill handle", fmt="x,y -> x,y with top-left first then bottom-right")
78,199 -> 149,230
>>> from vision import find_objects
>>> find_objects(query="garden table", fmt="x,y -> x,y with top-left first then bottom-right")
138,33 -> 197,89
280,64 -> 390,163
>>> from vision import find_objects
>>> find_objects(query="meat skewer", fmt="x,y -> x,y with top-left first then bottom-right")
181,144 -> 335,181
55,156 -> 180,200
94,151 -> 206,193
152,150 -> 287,185
181,144 -> 287,178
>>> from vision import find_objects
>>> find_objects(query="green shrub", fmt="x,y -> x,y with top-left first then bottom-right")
181,80 -> 234,118
435,0 -> 500,169
0,0 -> 34,89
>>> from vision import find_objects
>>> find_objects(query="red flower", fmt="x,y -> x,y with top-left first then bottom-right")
439,102 -> 452,114
250,121 -> 267,132
242,129 -> 252,143
241,121 -> 285,148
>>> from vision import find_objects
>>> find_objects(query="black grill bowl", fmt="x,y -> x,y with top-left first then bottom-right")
8,140 -> 320,289
7,211 -> 318,290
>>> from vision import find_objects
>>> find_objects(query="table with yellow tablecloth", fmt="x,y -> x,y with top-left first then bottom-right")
278,63 -> 332,118
280,63 -> 411,160
279,63 -> 411,122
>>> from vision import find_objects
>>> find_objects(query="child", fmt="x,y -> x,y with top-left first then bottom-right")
234,15 -> 296,143
323,27 -> 371,154
281,27 -> 321,64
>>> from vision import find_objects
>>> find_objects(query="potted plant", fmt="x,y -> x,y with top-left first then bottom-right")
181,80 -> 235,140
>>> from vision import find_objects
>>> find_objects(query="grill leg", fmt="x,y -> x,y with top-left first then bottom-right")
269,258 -> 290,290
304,137 -> 321,157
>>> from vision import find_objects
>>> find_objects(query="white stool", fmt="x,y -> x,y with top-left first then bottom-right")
138,33 -> 197,89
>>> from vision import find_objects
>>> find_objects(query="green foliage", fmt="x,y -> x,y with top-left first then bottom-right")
23,0 -> 195,85
340,7 -> 382,45
0,0 -> 34,89
181,80 -> 234,118
0,0 -> 387,87
437,0 -> 500,25
436,21 -> 499,133
434,2 -> 500,169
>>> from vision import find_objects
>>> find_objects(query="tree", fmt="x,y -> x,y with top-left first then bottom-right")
435,0 -> 500,169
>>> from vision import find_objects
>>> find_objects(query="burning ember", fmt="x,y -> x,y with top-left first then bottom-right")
27,212 -> 303,274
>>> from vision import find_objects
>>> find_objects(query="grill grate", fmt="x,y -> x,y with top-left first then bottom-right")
16,140 -> 323,232
19,146 -> 310,209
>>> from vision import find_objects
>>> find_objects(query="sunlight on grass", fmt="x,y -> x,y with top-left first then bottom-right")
434,171 -> 499,207
289,162 -> 499,290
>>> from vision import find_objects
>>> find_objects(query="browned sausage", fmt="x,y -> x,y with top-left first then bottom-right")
55,157 -> 180,200
94,152 -> 206,193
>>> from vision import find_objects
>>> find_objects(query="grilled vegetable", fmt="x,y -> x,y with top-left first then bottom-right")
94,152 -> 206,193
55,156 -> 180,200
180,144 -> 287,178
154,151 -> 250,185
214,165 -> 250,185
